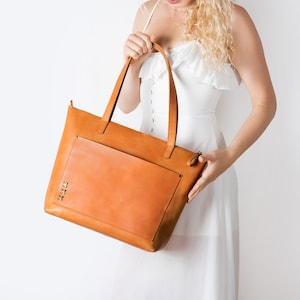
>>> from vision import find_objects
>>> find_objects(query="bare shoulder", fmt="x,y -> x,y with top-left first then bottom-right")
231,3 -> 251,20
231,4 -> 259,39
230,4 -> 275,101
132,0 -> 159,32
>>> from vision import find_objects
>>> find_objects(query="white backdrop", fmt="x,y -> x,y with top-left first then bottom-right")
0,1 -> 299,299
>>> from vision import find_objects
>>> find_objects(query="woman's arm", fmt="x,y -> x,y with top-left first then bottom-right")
188,5 -> 276,202
227,5 -> 276,160
117,4 -> 154,113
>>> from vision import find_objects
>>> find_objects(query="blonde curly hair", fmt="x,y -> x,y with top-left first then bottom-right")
185,0 -> 234,68
141,0 -> 234,68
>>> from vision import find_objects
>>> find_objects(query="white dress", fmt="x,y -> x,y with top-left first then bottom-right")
108,40 -> 241,300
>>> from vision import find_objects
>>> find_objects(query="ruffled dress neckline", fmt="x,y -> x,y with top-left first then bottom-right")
140,40 -> 241,90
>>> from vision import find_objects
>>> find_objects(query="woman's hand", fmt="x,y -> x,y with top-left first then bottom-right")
187,148 -> 235,203
118,32 -> 154,113
123,32 -> 154,61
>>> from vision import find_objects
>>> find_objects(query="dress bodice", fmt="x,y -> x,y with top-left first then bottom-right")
139,40 -> 241,152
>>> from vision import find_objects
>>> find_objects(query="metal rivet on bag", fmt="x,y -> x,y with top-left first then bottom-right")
57,181 -> 69,201
62,182 -> 68,188
58,195 -> 64,201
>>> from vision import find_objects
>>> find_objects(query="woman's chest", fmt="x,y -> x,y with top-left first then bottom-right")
145,8 -> 189,49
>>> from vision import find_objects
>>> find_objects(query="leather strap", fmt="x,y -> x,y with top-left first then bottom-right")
98,43 -> 178,159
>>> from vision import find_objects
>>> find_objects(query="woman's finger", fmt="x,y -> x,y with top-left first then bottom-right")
187,175 -> 210,203
124,33 -> 153,59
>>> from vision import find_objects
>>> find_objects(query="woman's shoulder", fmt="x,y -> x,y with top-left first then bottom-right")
133,0 -> 160,32
142,0 -> 159,10
231,4 -> 257,34
231,3 -> 262,54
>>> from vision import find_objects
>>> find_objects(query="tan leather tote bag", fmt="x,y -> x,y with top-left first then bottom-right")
44,43 -> 206,252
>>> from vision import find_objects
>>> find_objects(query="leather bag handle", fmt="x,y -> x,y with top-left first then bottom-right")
98,43 -> 178,159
